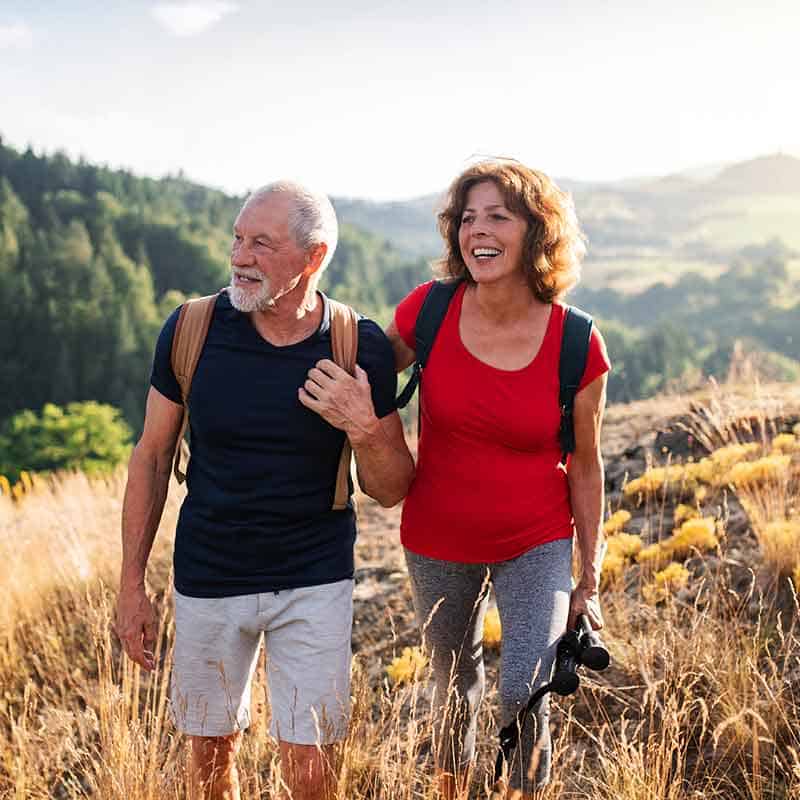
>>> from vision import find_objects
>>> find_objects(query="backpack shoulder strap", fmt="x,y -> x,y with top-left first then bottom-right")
558,304 -> 593,463
327,298 -> 360,511
170,292 -> 220,483
327,298 -> 359,376
396,278 -> 462,408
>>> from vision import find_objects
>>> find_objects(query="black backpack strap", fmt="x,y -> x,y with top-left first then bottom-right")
396,279 -> 462,408
558,305 -> 593,463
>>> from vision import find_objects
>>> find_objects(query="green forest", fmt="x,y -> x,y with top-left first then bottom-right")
1,138 -> 798,473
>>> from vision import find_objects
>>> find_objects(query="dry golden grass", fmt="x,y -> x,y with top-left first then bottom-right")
1,385 -> 800,799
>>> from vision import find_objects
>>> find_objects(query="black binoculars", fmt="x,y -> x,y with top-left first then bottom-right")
494,613 -> 609,781
550,613 -> 610,695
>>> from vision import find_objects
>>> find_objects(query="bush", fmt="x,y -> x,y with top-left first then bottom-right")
0,401 -> 132,482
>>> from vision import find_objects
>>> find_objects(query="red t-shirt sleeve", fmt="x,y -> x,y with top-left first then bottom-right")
394,281 -> 435,350
578,324 -> 611,391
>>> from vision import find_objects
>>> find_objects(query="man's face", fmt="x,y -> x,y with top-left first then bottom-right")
228,193 -> 310,312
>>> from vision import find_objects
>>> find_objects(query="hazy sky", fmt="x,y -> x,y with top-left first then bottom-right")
1,1 -> 798,199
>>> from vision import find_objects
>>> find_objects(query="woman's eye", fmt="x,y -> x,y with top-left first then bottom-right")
491,214 -> 508,221
461,216 -> 474,224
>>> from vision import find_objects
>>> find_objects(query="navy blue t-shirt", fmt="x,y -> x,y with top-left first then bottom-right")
150,291 -> 397,598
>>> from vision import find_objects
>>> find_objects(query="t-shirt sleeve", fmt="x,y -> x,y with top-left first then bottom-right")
394,281 -> 435,350
149,306 -> 184,405
578,323 -> 612,392
357,319 -> 398,419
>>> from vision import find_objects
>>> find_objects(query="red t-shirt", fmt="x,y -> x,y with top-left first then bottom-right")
395,280 -> 611,563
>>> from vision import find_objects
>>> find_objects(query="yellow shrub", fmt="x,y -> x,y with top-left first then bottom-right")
0,475 -> 10,497
601,552 -> 626,589
636,542 -> 672,570
709,442 -> 760,471
674,503 -> 700,525
685,458 -> 715,484
606,532 -> 643,560
483,606 -> 502,648
771,433 -> 798,453
622,442 -> 779,500
642,563 -> 690,604
694,486 -> 708,503
604,509 -> 632,536
624,464 -> 694,497
386,646 -> 428,686
725,455 -> 791,487
669,517 -> 719,558
758,520 -> 800,576
19,470 -> 33,493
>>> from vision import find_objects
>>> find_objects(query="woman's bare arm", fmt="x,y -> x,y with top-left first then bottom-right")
566,372 -> 608,630
385,319 -> 416,372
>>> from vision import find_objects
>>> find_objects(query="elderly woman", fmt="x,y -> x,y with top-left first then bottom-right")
384,160 -> 610,799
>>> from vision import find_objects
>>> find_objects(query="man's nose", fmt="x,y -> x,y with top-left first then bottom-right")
231,241 -> 254,266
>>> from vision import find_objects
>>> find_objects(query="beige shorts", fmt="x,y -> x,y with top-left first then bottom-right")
171,579 -> 353,743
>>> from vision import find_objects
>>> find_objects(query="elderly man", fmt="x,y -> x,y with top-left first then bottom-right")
115,181 -> 413,800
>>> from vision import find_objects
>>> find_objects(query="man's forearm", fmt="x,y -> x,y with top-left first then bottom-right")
349,421 -> 414,508
120,443 -> 173,589
568,453 -> 605,590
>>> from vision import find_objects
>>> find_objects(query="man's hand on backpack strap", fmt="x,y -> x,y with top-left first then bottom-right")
299,360 -> 380,444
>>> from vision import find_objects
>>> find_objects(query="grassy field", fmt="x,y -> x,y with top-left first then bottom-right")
1,384 -> 799,799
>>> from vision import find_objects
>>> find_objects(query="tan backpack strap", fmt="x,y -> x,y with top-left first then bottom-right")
328,299 -> 360,510
170,292 -> 219,483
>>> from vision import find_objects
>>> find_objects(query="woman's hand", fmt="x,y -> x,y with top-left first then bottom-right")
299,360 -> 380,443
568,582 -> 604,631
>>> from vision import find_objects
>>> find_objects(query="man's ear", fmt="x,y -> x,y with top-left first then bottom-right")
304,242 -> 328,276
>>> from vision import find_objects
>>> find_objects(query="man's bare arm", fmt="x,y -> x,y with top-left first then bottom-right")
349,409 -> 414,507
116,387 -> 183,670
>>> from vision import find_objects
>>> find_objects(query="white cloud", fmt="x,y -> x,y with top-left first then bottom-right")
150,2 -> 238,37
0,21 -> 33,49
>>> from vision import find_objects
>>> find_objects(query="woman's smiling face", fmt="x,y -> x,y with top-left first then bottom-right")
458,180 -> 529,286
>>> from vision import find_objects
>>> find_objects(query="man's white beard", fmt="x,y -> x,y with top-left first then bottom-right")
228,271 -> 274,312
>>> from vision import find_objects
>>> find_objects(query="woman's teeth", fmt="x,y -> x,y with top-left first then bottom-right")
472,247 -> 502,260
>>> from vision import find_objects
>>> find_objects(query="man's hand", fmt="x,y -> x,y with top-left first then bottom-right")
115,584 -> 158,671
568,582 -> 604,632
299,360 -> 379,444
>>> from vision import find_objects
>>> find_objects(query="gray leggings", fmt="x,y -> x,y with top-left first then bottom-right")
404,537 -> 572,794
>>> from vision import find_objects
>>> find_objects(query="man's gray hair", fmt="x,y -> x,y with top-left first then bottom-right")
246,181 -> 338,273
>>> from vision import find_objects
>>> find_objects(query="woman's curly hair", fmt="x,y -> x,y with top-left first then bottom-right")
436,159 -> 586,302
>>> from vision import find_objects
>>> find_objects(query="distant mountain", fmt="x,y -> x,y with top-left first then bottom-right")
333,154 -> 800,262
333,194 -> 442,257
705,154 -> 800,195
